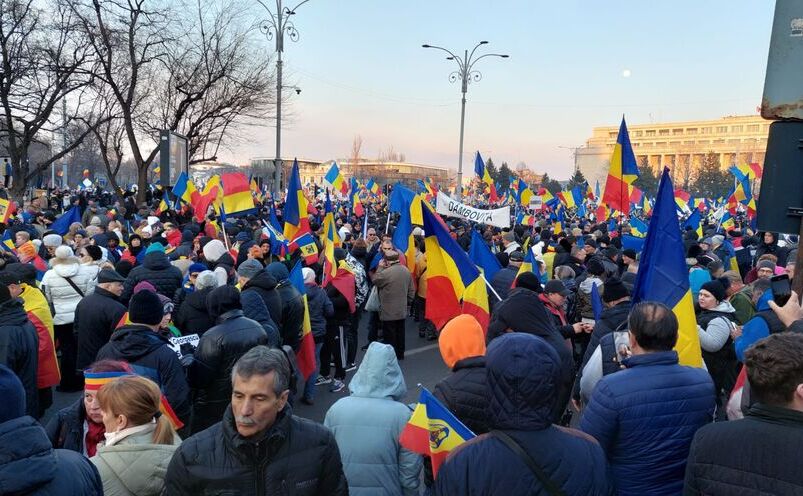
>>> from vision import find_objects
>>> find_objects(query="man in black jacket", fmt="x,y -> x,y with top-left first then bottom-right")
265,262 -> 304,350
490,250 -> 522,302
75,269 -> 128,371
188,285 -> 268,434
685,333 -> 803,495
120,243 -> 183,301
0,284 -> 38,417
487,272 -> 574,423
96,290 -> 191,432
164,346 -> 348,495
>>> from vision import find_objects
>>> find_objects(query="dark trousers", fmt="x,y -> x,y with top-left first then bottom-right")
381,319 -> 406,359
347,309 -> 361,365
55,323 -> 83,391
320,323 -> 346,381
367,311 -> 380,344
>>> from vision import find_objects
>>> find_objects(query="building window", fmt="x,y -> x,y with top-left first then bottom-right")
645,130 -> 656,137
655,142 -> 666,147
686,128 -> 698,135
731,125 -> 743,133
747,124 -> 760,132
670,141 -> 681,147
697,140 -> 709,145
683,141 -> 695,145
728,139 -> 740,144
673,128 -> 683,135
634,130 -> 643,137
609,131 -> 618,138
701,127 -> 711,134
659,129 -> 670,136
716,126 -> 728,133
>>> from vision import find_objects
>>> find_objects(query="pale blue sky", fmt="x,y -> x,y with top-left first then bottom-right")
226,0 -> 774,180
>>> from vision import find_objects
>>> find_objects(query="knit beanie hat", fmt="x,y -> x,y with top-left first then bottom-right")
42,233 -> 62,248
128,290 -> 164,326
54,245 -> 74,260
586,258 -> 606,276
236,259 -> 264,280
188,262 -> 208,274
145,242 -> 165,255
757,260 -> 776,272
0,364 -> 25,423
701,279 -> 727,302
202,239 -> 227,262
133,281 -> 157,294
602,278 -> 629,303
439,314 -> 486,369
194,270 -> 219,291
515,272 -> 542,293
84,244 -> 102,261
302,267 -> 316,284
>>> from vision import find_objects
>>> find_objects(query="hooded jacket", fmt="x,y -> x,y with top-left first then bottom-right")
324,342 -> 421,496
0,416 -> 103,495
241,270 -> 284,331
188,309 -> 268,434
96,324 -> 191,429
265,263 -> 305,350
91,423 -> 180,496
580,351 -> 715,496
163,405 -> 348,495
306,282 -> 333,339
121,251 -> 183,301
173,286 -> 217,336
754,231 -> 788,266
0,297 -> 39,417
75,286 -> 128,370
41,255 -> 97,325
435,334 -> 612,496
487,287 -> 574,422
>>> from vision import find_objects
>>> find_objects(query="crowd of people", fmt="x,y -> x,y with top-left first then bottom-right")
0,185 -> 801,495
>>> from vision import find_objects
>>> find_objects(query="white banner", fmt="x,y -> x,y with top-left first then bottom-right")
436,191 -> 510,228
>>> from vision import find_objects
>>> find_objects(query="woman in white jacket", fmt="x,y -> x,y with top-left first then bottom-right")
42,245 -> 97,391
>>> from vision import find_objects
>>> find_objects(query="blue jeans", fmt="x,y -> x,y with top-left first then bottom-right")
303,342 -> 324,401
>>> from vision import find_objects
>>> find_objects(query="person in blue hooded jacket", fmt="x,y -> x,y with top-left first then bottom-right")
580,301 -> 715,496
734,281 -> 786,362
324,342 -> 422,495
435,332 -> 612,496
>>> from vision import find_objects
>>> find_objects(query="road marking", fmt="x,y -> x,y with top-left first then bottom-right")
405,343 -> 439,356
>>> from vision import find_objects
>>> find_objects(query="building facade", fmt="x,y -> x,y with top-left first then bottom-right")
578,114 -> 769,188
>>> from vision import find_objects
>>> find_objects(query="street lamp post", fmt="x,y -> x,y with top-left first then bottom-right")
422,41 -> 508,202
257,0 -> 310,194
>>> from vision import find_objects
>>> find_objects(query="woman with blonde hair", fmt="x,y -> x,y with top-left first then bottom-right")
91,375 -> 181,496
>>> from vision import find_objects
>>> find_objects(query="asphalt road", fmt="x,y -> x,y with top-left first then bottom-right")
43,316 -> 449,426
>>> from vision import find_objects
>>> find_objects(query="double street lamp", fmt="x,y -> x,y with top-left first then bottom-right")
257,0 -> 310,193
422,41 -> 508,202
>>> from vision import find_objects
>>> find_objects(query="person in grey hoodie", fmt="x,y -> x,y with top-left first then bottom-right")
696,278 -> 739,408
324,342 -> 421,495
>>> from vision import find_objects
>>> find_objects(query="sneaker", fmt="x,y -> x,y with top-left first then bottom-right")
315,376 -> 332,386
329,379 -> 345,393
345,362 -> 357,372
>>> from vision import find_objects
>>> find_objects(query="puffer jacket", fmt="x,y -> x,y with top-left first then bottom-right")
684,403 -> 803,496
41,256 -> 97,325
274,280 -> 305,350
241,270 -> 284,332
163,405 -> 348,495
435,334 -> 612,496
433,356 -> 490,435
91,424 -> 180,496
487,287 -> 574,422
121,251 -> 183,301
188,309 -> 268,434
324,342 -> 421,496
306,283 -> 333,339
74,286 -> 128,370
0,297 -> 39,417
96,324 -> 191,430
173,287 -> 216,336
0,416 -> 103,495
580,351 -> 715,496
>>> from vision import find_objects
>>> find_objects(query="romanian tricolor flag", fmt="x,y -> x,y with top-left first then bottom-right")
84,370 -> 184,431
325,162 -> 348,195
221,172 -> 256,216
557,190 -> 576,209
154,198 -> 169,216
171,171 -> 198,205
283,159 -> 311,240
518,180 -> 533,206
289,261 -> 315,379
632,168 -> 703,368
350,177 -> 365,217
399,387 -> 475,477
421,207 -> 490,331
191,184 -> 220,222
1,230 -> 15,253
602,116 -> 639,214
682,208 -> 703,238
515,249 -> 538,283
474,151 -> 493,187
321,190 -> 340,285
516,213 -> 535,226
366,178 -> 380,196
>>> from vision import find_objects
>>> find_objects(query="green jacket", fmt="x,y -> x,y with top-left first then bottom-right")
730,288 -> 754,325
91,425 -> 181,496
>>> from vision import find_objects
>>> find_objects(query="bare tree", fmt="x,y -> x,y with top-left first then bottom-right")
378,144 -> 405,163
0,0 -> 102,200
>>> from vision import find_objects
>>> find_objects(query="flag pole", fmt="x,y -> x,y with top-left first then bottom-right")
480,272 -> 503,302
221,219 -> 230,251
385,211 -> 391,235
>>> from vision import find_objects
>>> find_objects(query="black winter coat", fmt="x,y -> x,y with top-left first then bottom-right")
242,271 -> 284,334
489,266 -> 518,303
174,287 -> 216,336
121,251 -> 183,301
44,397 -> 86,453
433,356 -> 490,435
434,334 -> 612,496
0,416 -> 103,495
96,324 -> 191,429
487,288 -> 574,422
0,298 -> 38,417
685,403 -> 803,495
188,309 -> 268,434
74,287 -> 127,370
275,280 -> 305,350
306,284 -> 333,339
163,406 -> 348,496
326,283 -> 352,325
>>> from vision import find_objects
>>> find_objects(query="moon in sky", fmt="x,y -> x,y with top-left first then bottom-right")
622,69 -> 632,78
